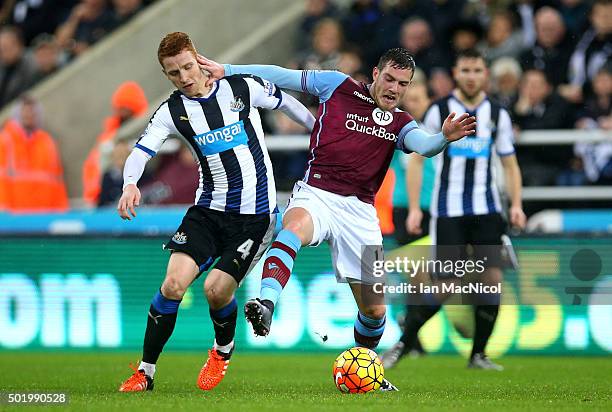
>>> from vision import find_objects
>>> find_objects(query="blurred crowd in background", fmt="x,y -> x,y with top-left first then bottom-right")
0,0 -> 610,213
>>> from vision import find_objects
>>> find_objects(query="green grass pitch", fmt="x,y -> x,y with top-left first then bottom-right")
1,352 -> 611,411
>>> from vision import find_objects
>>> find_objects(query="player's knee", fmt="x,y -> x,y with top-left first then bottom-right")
282,221 -> 308,245
360,305 -> 386,320
161,274 -> 187,300
204,279 -> 232,309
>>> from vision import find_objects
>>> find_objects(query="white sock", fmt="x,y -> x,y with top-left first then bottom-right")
139,361 -> 156,377
213,339 -> 234,355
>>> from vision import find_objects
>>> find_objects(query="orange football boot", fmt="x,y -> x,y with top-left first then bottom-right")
119,363 -> 154,392
197,349 -> 231,390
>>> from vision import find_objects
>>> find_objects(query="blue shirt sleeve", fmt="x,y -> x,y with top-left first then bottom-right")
224,64 -> 348,102
397,120 -> 448,157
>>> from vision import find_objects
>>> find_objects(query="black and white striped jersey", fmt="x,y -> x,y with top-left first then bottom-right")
423,93 -> 515,218
136,75 -> 283,215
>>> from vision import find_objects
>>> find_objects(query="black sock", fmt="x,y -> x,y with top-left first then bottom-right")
471,305 -> 499,358
210,298 -> 238,358
142,305 -> 179,364
400,305 -> 441,349
414,335 -> 425,353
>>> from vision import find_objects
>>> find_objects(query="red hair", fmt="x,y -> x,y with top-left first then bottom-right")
157,32 -> 196,66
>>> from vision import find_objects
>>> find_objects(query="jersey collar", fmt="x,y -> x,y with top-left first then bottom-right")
182,80 -> 220,102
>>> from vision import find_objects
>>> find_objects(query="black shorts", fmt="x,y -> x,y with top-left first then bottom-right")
165,206 -> 276,283
433,213 -> 507,268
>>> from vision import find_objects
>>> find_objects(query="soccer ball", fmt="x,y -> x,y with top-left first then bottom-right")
333,347 -> 384,393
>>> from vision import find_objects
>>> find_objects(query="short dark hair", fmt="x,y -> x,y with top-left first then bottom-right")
377,48 -> 415,73
454,48 -> 485,65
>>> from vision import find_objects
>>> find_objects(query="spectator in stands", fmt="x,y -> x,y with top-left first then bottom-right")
572,66 -> 612,186
374,0 -> 435,56
336,47 -> 366,81
513,69 -> 575,186
558,0 -> 591,39
519,6 -> 573,88
294,17 -> 343,71
0,1 -> 13,25
576,64 -> 612,130
82,80 -> 147,206
298,0 -> 339,50
0,26 -> 37,107
98,138 -> 131,206
341,0 -> 384,52
513,68 -> 574,130
447,19 -> 484,57
31,33 -> 67,85
141,144 -> 199,205
478,10 -> 526,62
410,67 -> 427,87
0,95 -> 68,212
8,0 -> 75,45
428,68 -> 454,101
490,57 -> 522,109
560,0 -> 611,103
399,17 -> 450,77
56,0 -> 114,57
110,0 -> 143,29
429,0 -> 468,52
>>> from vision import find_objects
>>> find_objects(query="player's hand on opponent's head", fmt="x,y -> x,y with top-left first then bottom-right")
117,184 -> 141,221
196,54 -> 224,87
442,112 -> 476,142
509,205 -> 526,230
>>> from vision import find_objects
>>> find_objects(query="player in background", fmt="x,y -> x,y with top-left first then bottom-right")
117,32 -> 315,392
199,48 -> 476,390
382,49 -> 526,371
388,82 -> 435,358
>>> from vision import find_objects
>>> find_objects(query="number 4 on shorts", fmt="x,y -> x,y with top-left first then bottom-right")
237,239 -> 254,259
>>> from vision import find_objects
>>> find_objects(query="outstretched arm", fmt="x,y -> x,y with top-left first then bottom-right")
227,64 -> 305,92
197,54 -> 347,102
398,113 -> 476,157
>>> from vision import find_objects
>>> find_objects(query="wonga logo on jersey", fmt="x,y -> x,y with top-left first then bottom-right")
194,121 -> 249,155
448,137 -> 491,158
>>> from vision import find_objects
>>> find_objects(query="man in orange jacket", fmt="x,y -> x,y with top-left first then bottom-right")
82,80 -> 148,206
0,95 -> 68,212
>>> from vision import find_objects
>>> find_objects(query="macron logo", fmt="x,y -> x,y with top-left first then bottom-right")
353,90 -> 375,104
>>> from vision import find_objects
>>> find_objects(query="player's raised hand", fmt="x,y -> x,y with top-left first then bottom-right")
442,112 -> 476,142
117,184 -> 141,221
197,54 -> 224,87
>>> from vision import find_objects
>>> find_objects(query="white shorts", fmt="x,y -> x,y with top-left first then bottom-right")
286,181 -> 383,283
